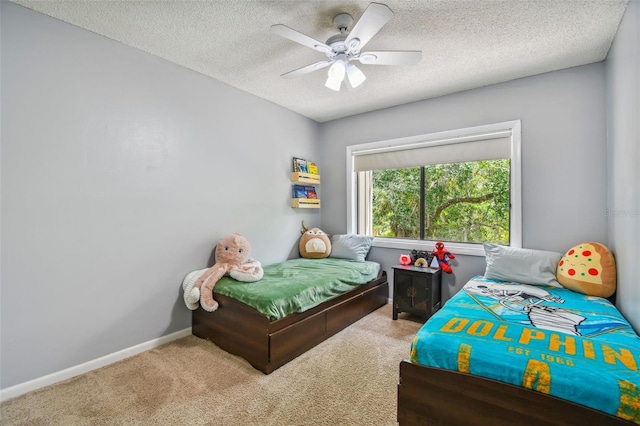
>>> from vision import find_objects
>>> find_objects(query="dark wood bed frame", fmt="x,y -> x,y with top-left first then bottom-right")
192,271 -> 388,374
397,360 -> 635,425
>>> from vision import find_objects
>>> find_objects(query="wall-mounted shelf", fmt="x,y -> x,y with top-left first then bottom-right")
291,159 -> 320,208
291,172 -> 320,185
291,198 -> 321,208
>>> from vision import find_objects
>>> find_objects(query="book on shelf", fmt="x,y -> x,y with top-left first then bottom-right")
305,186 -> 317,199
292,185 -> 307,198
292,184 -> 319,199
292,157 -> 318,175
293,157 -> 308,173
308,162 -> 318,175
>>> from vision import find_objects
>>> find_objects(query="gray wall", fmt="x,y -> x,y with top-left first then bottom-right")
319,64 -> 609,301
605,0 -> 640,332
1,3 -> 320,389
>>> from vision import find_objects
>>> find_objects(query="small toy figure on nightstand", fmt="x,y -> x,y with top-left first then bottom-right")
399,254 -> 412,265
433,241 -> 455,273
410,249 -> 432,267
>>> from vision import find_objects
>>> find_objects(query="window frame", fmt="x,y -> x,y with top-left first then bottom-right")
346,120 -> 522,256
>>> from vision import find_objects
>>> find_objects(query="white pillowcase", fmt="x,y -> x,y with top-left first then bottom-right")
483,242 -> 563,287
329,234 -> 374,262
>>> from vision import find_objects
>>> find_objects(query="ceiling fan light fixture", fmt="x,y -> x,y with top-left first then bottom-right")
325,60 -> 346,91
347,63 -> 366,88
325,75 -> 342,91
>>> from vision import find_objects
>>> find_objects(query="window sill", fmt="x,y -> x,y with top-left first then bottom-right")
371,237 -> 486,257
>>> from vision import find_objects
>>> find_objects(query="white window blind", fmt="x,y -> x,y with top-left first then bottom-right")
353,131 -> 512,172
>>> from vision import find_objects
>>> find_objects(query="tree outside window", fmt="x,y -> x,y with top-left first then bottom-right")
369,159 -> 510,245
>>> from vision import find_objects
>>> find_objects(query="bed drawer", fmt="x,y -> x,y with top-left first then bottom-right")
269,311 -> 326,364
326,282 -> 388,334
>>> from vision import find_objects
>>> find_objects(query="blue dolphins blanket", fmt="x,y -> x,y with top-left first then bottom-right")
410,276 -> 640,423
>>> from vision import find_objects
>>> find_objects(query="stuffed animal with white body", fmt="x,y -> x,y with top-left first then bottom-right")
182,233 -> 263,312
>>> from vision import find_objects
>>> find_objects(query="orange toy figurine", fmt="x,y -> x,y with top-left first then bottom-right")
433,241 -> 455,273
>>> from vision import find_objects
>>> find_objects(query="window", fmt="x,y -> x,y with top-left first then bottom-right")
346,121 -> 521,256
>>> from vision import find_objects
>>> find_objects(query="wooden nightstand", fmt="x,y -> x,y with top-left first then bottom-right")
392,265 -> 442,320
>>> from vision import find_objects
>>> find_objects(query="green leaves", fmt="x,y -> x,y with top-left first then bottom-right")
371,160 -> 510,244
372,167 -> 420,237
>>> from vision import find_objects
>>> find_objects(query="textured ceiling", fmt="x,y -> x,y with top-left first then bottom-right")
12,0 -> 629,123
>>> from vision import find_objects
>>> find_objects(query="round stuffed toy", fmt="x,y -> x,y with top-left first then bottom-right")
299,224 -> 331,259
556,242 -> 616,297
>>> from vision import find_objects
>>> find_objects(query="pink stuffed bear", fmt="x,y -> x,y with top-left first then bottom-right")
183,233 -> 263,312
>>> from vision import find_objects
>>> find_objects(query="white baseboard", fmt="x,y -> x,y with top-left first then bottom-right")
0,327 -> 192,402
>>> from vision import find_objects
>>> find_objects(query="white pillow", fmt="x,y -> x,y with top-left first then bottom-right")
329,234 -> 374,262
483,242 -> 562,287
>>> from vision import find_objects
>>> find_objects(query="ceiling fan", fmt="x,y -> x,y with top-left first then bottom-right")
270,2 -> 422,91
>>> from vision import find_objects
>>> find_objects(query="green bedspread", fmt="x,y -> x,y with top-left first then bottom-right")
214,258 -> 381,321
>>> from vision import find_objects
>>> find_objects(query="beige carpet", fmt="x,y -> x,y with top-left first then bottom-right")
0,305 -> 423,425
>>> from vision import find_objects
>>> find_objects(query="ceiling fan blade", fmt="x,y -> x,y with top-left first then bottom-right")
270,24 -> 333,54
281,60 -> 333,79
345,2 -> 394,51
357,50 -> 422,66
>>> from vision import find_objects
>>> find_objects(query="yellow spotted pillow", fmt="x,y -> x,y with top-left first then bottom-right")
556,242 -> 616,297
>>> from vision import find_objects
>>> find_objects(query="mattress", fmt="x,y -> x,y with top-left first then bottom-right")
410,276 -> 640,423
214,258 -> 381,320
